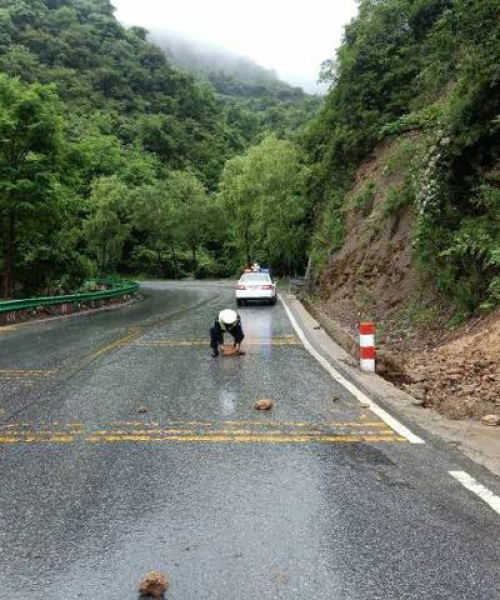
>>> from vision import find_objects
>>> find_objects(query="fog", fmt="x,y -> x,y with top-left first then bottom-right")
150,30 -> 291,89
111,0 -> 358,92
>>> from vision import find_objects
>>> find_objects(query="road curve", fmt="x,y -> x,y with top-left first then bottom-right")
1,281 -> 500,599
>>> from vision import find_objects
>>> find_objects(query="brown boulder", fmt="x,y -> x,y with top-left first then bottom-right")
138,571 -> 169,598
255,399 -> 274,411
481,414 -> 500,427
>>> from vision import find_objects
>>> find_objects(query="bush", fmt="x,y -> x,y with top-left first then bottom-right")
352,181 -> 376,216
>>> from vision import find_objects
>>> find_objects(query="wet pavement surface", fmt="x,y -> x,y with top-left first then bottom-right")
1,281 -> 500,599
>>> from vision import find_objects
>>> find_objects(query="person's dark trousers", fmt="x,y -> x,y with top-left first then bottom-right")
210,325 -> 223,356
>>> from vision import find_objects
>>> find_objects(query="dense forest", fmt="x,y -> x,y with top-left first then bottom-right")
1,0 -> 500,316
151,30 -> 323,138
304,0 -> 500,314
0,0 -> 315,298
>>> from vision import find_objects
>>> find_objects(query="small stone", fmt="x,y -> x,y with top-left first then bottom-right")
136,406 -> 149,414
410,386 -> 426,401
411,374 -> 427,383
138,571 -> 169,599
412,398 -> 425,407
481,414 -> 500,427
255,399 -> 274,411
360,401 -> 371,409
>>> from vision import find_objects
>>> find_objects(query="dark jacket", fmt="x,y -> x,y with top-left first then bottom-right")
211,316 -> 245,346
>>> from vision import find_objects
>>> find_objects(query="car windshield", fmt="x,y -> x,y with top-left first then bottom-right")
240,274 -> 271,283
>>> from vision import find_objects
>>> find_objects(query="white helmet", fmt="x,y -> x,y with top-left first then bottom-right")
219,309 -> 238,326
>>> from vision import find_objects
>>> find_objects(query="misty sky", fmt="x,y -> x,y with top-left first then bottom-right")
111,0 -> 358,92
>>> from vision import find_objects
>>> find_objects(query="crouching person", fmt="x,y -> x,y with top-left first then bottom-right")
210,309 -> 245,357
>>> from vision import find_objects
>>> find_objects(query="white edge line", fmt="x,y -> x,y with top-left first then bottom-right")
450,471 -> 500,515
279,294 -> 425,445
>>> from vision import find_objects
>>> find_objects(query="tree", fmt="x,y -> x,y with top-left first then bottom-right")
84,176 -> 130,274
218,155 -> 254,266
0,75 -> 64,298
129,181 -> 177,276
219,135 -> 310,274
167,171 -> 211,276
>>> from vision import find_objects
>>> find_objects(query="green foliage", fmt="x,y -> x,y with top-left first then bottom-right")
219,135 -> 310,274
352,181 -> 376,215
84,176 -> 130,273
0,0 -> 320,295
0,0 -> 241,189
383,180 -> 415,218
379,103 -> 445,138
303,0 -> 500,314
153,31 -> 323,140
309,191 -> 345,277
0,74 -> 72,297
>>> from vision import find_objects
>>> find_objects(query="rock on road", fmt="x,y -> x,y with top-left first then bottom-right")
1,281 -> 500,599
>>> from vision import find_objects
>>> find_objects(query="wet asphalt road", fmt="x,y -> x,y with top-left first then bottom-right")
1,281 -> 500,600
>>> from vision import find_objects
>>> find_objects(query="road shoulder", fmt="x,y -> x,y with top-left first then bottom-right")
282,293 -> 500,479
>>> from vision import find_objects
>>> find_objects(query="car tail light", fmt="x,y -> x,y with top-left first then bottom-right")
261,285 -> 273,290
236,284 -> 246,290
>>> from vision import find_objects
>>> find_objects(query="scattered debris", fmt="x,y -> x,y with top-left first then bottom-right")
255,399 -> 274,411
481,414 -> 500,427
138,571 -> 169,599
136,406 -> 149,414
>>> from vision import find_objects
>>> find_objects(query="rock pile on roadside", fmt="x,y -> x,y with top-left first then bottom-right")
405,326 -> 500,421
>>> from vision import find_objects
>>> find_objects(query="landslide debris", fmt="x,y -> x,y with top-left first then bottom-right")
314,138 -> 500,423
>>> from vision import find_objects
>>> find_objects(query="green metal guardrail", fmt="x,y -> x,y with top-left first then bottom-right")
0,279 -> 140,314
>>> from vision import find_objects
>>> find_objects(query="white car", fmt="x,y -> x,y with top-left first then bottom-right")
235,272 -> 277,306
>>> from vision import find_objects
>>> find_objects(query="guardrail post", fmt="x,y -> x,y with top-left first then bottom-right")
359,321 -> 376,372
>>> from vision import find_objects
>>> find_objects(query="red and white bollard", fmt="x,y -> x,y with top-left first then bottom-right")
359,321 -> 376,372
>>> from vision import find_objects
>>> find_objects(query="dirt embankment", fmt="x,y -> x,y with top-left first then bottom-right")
315,137 -> 500,422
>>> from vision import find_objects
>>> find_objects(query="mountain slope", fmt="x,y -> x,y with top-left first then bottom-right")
303,0 -> 500,421
0,0 -> 241,186
149,29 -> 323,137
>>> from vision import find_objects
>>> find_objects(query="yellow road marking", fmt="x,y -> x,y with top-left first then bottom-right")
0,419 -> 404,445
0,420 -> 388,431
0,325 -> 17,333
0,435 -> 74,443
213,420 -> 387,428
92,328 -> 142,358
83,428 -> 394,437
131,336 -> 300,347
85,434 -> 405,444
0,369 -> 55,378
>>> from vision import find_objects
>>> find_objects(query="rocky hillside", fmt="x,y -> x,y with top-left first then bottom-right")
314,134 -> 500,421
304,0 -> 500,421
